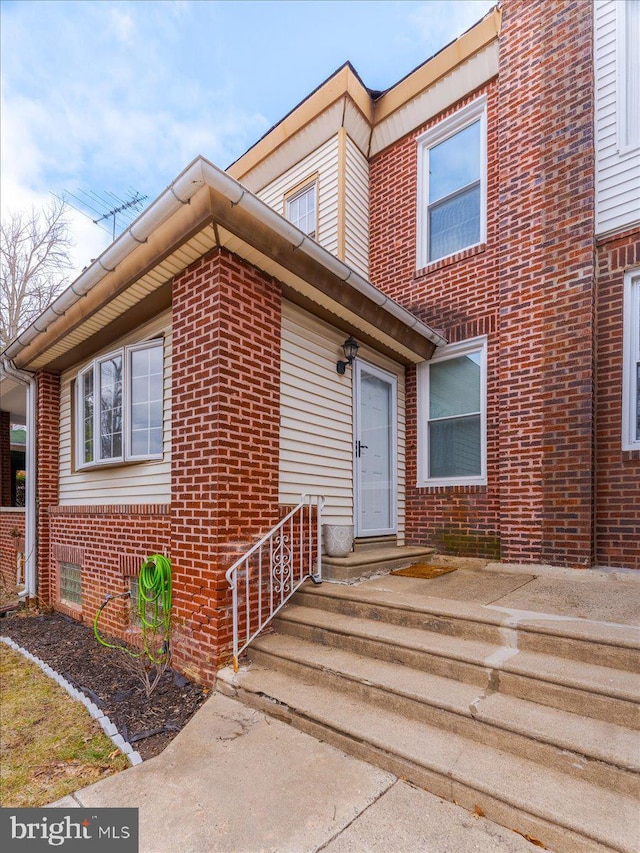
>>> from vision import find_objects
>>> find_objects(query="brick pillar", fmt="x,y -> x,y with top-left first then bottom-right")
497,0 -> 595,567
0,411 -> 11,507
171,248 -> 281,684
35,371 -> 60,603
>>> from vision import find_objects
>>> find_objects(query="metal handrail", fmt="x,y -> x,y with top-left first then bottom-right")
225,494 -> 325,671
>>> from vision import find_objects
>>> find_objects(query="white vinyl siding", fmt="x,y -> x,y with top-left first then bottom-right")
58,312 -> 172,505
344,135 -> 370,278
595,0 -> 640,235
279,301 -> 405,539
258,136 -> 339,256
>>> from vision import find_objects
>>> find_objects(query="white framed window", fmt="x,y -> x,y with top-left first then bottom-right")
417,336 -> 487,486
617,0 -> 640,153
286,182 -> 317,238
622,269 -> 640,449
417,97 -> 487,266
76,339 -> 163,468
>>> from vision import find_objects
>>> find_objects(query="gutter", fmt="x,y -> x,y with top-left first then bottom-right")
5,156 -> 445,368
0,358 -> 37,601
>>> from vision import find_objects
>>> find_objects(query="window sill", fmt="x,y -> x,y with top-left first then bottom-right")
75,456 -> 163,474
415,243 -> 487,278
56,601 -> 82,620
417,479 -> 487,491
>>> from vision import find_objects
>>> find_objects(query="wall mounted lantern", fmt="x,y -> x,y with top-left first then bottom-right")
336,335 -> 359,375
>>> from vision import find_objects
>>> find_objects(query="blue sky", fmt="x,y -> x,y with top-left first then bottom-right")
1,0 -> 494,274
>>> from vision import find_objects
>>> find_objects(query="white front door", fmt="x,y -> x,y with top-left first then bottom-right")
354,361 -> 397,537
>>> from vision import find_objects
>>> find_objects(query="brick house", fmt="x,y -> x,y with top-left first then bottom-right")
1,0 -> 638,685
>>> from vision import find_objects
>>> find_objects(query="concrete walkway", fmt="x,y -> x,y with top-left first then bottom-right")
51,561 -> 640,852
53,693 -> 540,853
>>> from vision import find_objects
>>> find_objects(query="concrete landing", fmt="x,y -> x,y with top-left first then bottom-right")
322,544 -> 435,582
354,558 -> 640,626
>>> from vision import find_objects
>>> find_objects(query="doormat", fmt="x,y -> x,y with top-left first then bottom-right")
390,563 -> 457,579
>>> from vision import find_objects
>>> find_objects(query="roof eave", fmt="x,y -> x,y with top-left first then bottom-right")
8,156 -> 445,372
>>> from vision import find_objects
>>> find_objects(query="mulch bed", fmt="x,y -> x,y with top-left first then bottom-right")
0,609 -> 207,760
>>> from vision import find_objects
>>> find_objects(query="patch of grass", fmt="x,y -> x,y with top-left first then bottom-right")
0,644 -> 129,807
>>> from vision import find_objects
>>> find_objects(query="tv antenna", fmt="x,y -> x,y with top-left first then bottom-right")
58,187 -> 148,240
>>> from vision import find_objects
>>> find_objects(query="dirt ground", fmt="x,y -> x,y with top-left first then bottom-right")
0,610 -> 207,760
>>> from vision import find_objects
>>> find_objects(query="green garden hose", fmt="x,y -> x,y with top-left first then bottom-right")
137,554 -> 172,635
94,554 -> 172,663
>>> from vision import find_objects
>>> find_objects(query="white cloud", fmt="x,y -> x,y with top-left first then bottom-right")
108,7 -> 135,45
409,0 -> 495,55
0,0 -> 267,275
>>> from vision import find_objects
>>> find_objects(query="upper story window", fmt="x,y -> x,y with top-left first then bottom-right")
77,339 -> 163,469
623,268 -> 640,450
618,0 -> 640,153
417,336 -> 487,487
286,181 -> 317,238
417,97 -> 487,266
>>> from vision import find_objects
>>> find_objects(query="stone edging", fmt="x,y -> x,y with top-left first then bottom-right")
0,635 -> 142,766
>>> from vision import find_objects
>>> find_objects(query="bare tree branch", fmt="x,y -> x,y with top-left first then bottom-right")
0,198 -> 74,351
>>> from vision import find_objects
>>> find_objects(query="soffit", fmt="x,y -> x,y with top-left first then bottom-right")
25,189 -> 436,373
216,228 -> 424,364
27,229 -> 218,372
370,41 -> 499,157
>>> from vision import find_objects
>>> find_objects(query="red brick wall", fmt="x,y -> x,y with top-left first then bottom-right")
36,371 -> 60,601
0,509 -> 25,596
33,250 -> 282,685
595,228 -> 640,569
370,0 -> 595,567
370,79 -> 501,560
47,505 -> 171,627
170,248 -> 282,684
497,0 -> 595,568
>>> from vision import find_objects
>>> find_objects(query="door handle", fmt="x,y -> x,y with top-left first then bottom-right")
356,441 -> 368,457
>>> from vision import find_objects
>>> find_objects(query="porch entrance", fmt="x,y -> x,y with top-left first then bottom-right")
354,361 -> 397,537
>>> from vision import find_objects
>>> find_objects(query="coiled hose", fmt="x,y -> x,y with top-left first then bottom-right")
94,554 -> 172,662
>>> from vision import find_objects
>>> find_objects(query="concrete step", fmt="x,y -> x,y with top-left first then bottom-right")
296,583 -> 640,673
353,535 -> 397,552
218,663 -> 640,853
274,605 -> 640,727
321,545 -> 435,582
247,632 -> 640,797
